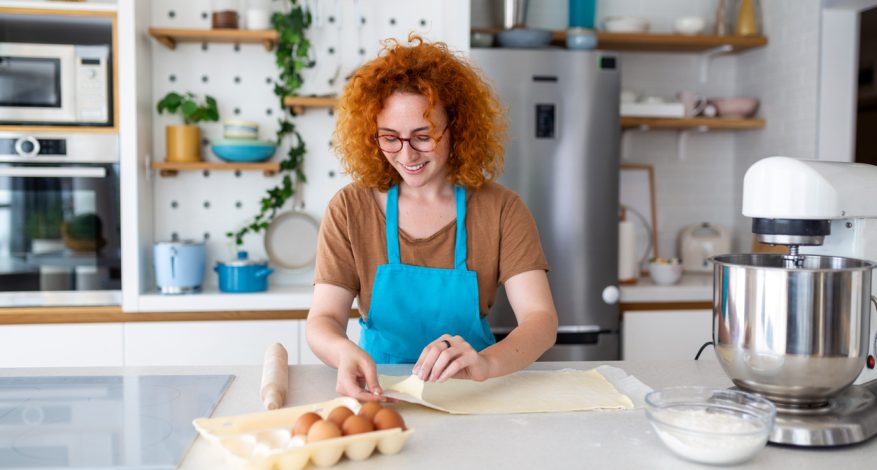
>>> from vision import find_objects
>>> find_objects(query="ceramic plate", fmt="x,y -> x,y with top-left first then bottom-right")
264,211 -> 320,269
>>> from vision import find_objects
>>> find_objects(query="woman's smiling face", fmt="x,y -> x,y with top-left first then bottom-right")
376,92 -> 451,190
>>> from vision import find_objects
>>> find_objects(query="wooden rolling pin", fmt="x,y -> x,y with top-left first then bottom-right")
260,343 -> 288,410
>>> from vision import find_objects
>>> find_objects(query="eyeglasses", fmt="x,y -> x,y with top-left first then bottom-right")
374,126 -> 449,153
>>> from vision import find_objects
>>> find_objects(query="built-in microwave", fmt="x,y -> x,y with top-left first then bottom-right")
0,43 -> 111,126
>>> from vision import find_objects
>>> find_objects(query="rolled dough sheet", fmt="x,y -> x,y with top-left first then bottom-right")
379,369 -> 634,414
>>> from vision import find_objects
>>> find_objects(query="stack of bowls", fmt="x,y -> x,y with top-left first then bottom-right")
212,119 -> 277,162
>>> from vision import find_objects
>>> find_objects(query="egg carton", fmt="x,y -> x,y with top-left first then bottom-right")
193,397 -> 415,469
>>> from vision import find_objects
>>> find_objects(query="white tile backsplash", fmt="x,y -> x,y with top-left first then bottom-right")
733,0 -> 822,251
614,0 -> 823,257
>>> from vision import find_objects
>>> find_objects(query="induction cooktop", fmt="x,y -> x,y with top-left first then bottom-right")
0,374 -> 233,469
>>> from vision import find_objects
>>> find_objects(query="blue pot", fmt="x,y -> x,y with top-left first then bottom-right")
215,251 -> 273,293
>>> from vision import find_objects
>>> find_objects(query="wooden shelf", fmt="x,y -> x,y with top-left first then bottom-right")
592,32 -> 766,53
472,28 -> 767,53
151,161 -> 280,177
283,95 -> 339,114
148,27 -> 278,51
621,116 -> 765,130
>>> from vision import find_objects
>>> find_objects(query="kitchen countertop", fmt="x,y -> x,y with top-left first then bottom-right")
7,361 -> 873,469
619,272 -> 712,303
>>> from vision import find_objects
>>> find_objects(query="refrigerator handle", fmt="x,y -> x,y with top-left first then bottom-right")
602,285 -> 620,304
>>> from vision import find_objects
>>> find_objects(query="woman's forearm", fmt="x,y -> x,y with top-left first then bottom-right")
306,314 -> 359,368
480,310 -> 558,378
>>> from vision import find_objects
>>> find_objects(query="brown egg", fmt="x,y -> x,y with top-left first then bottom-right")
341,414 -> 375,435
306,419 -> 342,443
373,408 -> 406,431
358,401 -> 383,421
292,411 -> 322,436
327,406 -> 354,427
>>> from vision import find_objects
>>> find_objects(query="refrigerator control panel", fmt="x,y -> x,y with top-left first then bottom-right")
536,103 -> 555,139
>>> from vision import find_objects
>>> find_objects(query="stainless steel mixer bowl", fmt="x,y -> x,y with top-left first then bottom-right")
711,254 -> 875,405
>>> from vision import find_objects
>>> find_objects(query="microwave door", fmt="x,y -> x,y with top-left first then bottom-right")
0,43 -> 77,124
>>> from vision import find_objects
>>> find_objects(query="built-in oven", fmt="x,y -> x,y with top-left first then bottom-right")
0,132 -> 120,307
0,42 -> 111,126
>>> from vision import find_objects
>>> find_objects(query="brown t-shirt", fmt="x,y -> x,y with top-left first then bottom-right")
313,181 -> 549,320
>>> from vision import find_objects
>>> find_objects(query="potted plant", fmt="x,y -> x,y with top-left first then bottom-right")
157,91 -> 220,162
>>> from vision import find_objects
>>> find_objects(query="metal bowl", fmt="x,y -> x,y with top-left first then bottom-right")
711,253 -> 875,405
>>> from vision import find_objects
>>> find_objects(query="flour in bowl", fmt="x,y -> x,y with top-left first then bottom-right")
650,408 -> 769,465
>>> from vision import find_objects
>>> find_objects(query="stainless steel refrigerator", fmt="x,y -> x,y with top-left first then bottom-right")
470,48 -> 621,360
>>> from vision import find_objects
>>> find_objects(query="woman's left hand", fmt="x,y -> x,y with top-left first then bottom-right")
413,334 -> 492,383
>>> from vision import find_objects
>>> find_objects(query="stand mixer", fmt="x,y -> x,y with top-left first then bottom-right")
712,156 -> 877,446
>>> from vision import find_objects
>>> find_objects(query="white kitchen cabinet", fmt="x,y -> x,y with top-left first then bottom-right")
622,309 -> 717,361
0,323 -> 123,367
123,320 -> 300,367
299,319 -> 362,365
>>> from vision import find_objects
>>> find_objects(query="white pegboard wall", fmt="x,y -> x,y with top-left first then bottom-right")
149,0 -> 467,288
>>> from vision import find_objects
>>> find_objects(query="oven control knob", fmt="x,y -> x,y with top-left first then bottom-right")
14,136 -> 40,157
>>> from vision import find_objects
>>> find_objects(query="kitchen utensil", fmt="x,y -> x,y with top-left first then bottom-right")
264,211 -> 320,269
618,209 -> 638,283
260,343 -> 288,410
223,119 -> 259,139
711,253 -> 874,405
211,0 -> 240,29
715,0 -> 729,35
470,30 -> 495,48
711,97 -> 759,118
495,28 -> 553,48
154,240 -> 206,294
568,0 -> 596,28
678,222 -> 730,272
677,91 -> 707,117
565,27 -> 597,50
193,396 -> 414,469
499,0 -> 529,29
214,250 -> 273,293
645,386 -> 775,465
735,0 -> 758,36
600,16 -> 650,33
672,16 -> 706,35
245,0 -> 271,30
648,259 -> 683,285
211,139 -> 276,162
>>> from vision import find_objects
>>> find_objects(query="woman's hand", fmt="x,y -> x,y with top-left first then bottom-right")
335,343 -> 385,402
413,335 -> 493,383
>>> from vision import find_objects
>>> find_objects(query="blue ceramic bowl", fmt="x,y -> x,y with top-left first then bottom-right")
211,139 -> 276,163
496,28 -> 554,48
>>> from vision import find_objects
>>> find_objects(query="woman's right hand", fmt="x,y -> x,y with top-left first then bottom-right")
335,343 -> 385,402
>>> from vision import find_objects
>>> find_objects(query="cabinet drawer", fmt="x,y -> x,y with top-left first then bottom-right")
622,309 -> 716,361
0,323 -> 123,367
124,320 -> 299,366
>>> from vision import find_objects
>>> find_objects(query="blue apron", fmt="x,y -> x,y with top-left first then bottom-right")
359,185 -> 497,364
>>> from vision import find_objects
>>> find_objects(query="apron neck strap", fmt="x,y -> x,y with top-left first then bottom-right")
384,184 -> 469,269
386,185 -> 401,264
453,185 -> 468,270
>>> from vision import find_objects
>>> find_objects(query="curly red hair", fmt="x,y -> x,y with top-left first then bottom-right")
333,34 -> 506,190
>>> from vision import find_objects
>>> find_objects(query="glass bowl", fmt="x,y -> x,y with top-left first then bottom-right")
645,387 -> 775,465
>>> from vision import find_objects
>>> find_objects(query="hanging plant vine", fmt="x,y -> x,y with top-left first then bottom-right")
228,0 -> 313,245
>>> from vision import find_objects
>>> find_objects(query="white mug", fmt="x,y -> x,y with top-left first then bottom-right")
246,9 -> 271,30
678,91 -> 708,117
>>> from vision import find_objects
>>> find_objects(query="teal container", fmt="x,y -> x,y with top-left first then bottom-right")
569,0 -> 596,28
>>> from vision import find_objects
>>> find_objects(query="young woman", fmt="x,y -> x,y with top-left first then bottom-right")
307,35 -> 558,402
